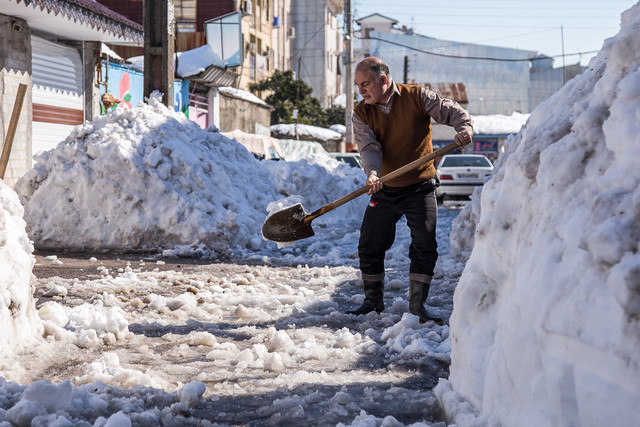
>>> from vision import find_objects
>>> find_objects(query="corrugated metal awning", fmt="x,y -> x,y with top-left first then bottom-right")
190,64 -> 238,88
425,82 -> 468,104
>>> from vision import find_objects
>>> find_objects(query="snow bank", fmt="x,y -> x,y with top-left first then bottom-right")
444,4 -> 640,426
15,93 -> 281,255
0,181 -> 42,372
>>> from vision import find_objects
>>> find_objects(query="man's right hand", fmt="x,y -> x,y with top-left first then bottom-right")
367,173 -> 383,195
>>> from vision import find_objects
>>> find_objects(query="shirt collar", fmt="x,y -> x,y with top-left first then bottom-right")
377,80 -> 400,107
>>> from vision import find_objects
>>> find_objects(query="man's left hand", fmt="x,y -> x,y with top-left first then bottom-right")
454,130 -> 473,149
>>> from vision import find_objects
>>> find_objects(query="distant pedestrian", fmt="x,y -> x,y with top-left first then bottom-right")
346,57 -> 473,324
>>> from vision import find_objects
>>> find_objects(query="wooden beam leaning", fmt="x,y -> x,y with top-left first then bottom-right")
0,83 -> 27,180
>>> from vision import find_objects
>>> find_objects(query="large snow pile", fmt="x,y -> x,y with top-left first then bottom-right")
439,4 -> 640,426
14,93 -> 367,256
0,180 -> 42,372
15,94 -> 281,255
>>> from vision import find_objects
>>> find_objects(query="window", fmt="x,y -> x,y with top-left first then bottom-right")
442,156 -> 492,168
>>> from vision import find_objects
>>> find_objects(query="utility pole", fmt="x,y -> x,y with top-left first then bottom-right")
403,55 -> 409,84
294,56 -> 301,140
144,0 -> 175,107
561,25 -> 566,85
344,0 -> 354,153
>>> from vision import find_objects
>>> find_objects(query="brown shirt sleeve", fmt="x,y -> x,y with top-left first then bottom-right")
422,88 -> 474,133
352,112 -> 383,178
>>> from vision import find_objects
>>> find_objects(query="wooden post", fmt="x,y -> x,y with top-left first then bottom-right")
144,0 -> 175,107
344,0 -> 354,153
0,83 -> 27,180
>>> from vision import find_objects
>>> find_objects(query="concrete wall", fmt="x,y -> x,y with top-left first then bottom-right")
218,93 -> 271,134
0,15 -> 32,188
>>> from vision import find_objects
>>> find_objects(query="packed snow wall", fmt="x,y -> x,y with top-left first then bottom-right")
0,180 -> 43,369
444,4 -> 640,426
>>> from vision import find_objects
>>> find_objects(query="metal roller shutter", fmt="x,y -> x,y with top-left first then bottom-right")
31,36 -> 84,159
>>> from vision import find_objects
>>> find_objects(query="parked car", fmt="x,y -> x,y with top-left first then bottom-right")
435,154 -> 493,201
329,152 -> 363,169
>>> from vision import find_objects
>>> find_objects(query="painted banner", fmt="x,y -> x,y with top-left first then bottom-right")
100,61 -> 189,116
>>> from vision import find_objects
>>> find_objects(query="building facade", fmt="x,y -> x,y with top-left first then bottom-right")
353,13 -> 584,116
291,0 -> 344,108
98,0 -> 296,91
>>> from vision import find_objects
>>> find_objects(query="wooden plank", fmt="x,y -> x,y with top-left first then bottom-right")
0,83 -> 28,180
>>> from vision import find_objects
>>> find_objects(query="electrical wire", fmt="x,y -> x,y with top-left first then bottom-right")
359,35 -> 598,62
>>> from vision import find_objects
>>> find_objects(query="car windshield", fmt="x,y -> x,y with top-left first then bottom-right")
441,156 -> 492,167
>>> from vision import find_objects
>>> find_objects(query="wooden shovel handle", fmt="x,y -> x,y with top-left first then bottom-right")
304,141 -> 460,222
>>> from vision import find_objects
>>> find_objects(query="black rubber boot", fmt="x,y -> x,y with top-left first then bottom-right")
346,280 -> 384,315
409,280 -> 444,325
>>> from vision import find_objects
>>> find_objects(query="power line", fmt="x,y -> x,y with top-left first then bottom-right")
359,35 -> 598,62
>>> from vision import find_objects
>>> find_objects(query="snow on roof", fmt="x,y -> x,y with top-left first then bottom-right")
176,44 -> 226,78
472,112 -> 530,135
329,124 -> 346,135
100,43 -> 123,61
218,87 -> 268,106
271,124 -> 343,142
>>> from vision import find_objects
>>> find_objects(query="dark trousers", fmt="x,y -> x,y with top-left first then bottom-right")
358,179 -> 438,279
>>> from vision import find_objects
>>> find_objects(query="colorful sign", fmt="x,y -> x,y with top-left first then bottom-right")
100,61 -> 189,116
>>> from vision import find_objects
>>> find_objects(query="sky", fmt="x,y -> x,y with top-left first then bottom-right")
0,3 -> 639,424
352,0 -> 637,66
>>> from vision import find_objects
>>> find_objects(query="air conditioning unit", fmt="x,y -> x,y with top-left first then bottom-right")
242,0 -> 252,15
287,27 -> 295,38
248,42 -> 257,52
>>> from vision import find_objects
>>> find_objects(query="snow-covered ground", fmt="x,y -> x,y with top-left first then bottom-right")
1,3 -> 639,426
2,91 -> 464,425
1,127 -> 465,425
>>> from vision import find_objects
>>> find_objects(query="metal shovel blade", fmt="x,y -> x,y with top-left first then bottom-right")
261,203 -> 315,242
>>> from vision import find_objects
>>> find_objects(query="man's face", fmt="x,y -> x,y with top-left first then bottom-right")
355,67 -> 388,105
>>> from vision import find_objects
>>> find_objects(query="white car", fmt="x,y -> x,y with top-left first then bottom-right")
329,152 -> 363,169
435,154 -> 493,201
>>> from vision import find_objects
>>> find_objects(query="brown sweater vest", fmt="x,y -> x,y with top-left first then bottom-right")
355,83 -> 435,187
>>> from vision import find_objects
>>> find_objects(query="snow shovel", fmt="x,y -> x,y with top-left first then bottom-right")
262,141 -> 461,243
